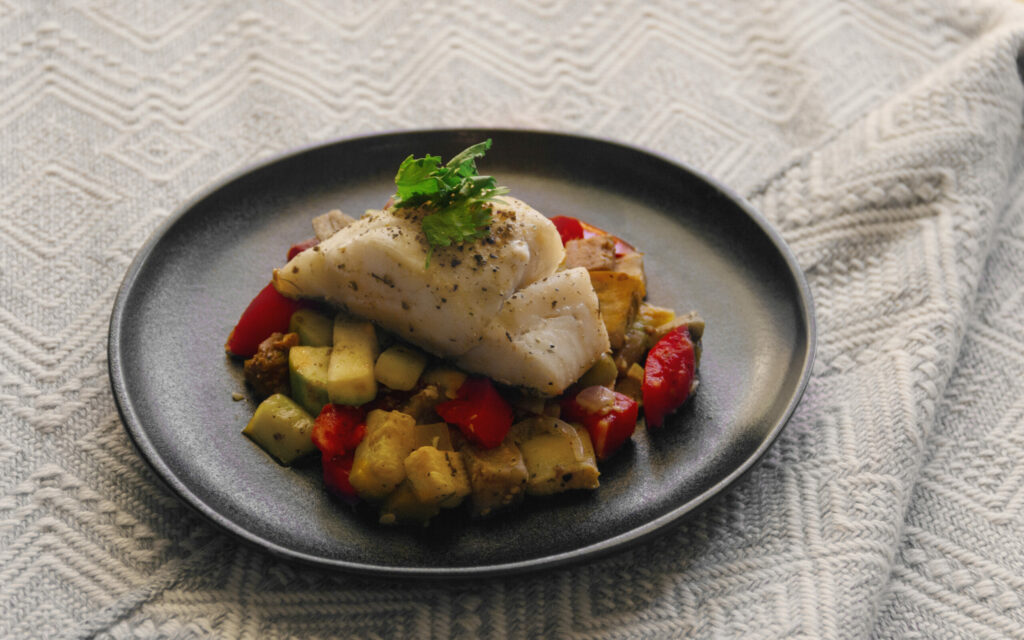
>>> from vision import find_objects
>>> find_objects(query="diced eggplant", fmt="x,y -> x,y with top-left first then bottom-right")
460,440 -> 529,518
508,417 -> 600,496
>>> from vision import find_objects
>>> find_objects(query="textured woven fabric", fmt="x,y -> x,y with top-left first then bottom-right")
3,0 -> 1024,638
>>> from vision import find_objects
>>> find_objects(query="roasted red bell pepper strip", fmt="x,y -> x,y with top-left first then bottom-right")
435,377 -> 513,449
550,216 -> 585,245
312,404 -> 366,457
287,237 -> 319,261
321,452 -> 358,501
561,386 -> 638,461
642,326 -> 696,427
225,282 -> 306,357
312,405 -> 366,501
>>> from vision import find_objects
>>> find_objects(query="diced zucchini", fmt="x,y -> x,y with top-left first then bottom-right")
288,346 -> 330,416
378,480 -> 441,526
328,316 -> 378,406
460,440 -> 529,518
404,446 -> 471,508
421,367 -> 467,399
242,394 -> 317,465
289,308 -> 334,347
509,417 -> 600,496
374,344 -> 428,391
616,362 -> 644,403
577,352 -> 618,387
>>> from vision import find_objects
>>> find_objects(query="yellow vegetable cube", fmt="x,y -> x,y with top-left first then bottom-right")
374,344 -> 428,391
404,446 -> 471,508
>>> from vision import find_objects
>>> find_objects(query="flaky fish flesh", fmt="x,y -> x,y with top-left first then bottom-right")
272,197 -> 610,394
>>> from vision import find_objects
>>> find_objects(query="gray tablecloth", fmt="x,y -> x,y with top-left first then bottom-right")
4,1 -> 1024,638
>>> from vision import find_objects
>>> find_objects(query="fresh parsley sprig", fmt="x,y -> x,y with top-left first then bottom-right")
392,139 -> 509,265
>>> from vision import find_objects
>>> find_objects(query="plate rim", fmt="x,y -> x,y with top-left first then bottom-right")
107,127 -> 816,578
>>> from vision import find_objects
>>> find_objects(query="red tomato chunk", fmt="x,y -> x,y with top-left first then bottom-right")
224,282 -> 306,357
550,215 -> 584,245
435,377 -> 513,449
313,405 -> 366,500
642,326 -> 696,427
562,385 -> 639,461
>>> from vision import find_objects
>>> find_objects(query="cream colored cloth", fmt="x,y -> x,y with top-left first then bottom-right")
3,1 -> 1024,638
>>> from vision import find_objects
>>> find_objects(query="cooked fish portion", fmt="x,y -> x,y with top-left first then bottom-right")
273,197 -> 564,357
273,196 -> 610,394
456,268 -> 610,393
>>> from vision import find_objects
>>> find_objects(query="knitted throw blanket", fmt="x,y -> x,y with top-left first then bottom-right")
3,1 -> 1024,638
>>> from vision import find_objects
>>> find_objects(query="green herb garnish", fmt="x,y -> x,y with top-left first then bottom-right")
393,139 -> 509,265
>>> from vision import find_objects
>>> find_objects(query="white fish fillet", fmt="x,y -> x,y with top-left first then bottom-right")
273,197 -> 610,394
455,267 -> 608,392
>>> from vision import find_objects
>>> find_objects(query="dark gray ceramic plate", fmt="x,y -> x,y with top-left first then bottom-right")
109,129 -> 814,578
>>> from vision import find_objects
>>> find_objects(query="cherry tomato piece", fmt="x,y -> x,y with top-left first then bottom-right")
561,386 -> 638,461
549,216 -> 585,245
435,377 -> 513,449
642,326 -> 696,427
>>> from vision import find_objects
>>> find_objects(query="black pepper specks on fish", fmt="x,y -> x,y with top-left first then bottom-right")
371,273 -> 395,288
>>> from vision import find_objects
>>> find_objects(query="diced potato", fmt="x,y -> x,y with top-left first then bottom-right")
349,412 -> 455,501
404,446 -> 471,508
614,251 -> 647,297
422,367 -> 467,399
328,316 -> 378,406
460,441 -> 529,518
348,410 -> 417,500
374,344 -> 428,391
289,309 -> 333,347
378,480 -> 440,526
312,209 -> 356,241
242,394 -> 317,465
589,270 -> 644,349
509,417 -> 600,496
564,235 -> 616,271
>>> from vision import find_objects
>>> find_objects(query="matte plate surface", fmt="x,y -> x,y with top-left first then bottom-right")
109,129 -> 815,577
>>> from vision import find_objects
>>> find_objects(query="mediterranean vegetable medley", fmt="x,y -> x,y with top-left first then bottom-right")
226,140 -> 703,525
